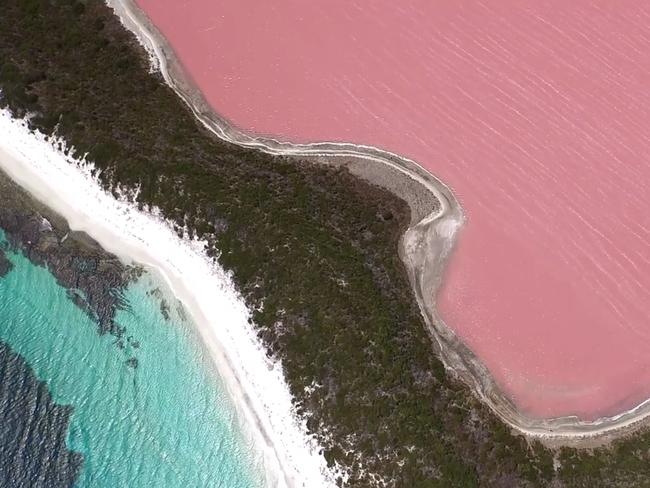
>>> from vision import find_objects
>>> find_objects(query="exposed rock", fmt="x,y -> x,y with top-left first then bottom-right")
0,249 -> 13,277
0,169 -> 136,337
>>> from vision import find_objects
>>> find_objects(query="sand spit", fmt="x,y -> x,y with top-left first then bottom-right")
105,0 -> 650,447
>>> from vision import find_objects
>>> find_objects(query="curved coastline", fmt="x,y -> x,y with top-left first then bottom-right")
106,0 -> 650,446
0,112 -> 335,487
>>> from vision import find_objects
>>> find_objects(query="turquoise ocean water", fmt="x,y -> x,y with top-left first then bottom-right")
0,231 -> 265,487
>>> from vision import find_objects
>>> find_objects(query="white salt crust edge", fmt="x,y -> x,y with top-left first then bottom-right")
0,110 -> 338,488
100,0 -> 650,445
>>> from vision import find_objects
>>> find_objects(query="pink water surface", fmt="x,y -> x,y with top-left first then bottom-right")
136,0 -> 650,420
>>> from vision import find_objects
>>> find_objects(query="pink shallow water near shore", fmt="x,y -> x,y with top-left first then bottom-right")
136,0 -> 650,420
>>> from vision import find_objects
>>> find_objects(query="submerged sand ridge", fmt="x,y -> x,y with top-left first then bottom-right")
113,0 -> 650,443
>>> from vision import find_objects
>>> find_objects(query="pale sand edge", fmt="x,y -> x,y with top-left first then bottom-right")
104,0 -> 650,447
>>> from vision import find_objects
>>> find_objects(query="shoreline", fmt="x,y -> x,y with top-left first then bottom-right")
107,0 -> 650,447
0,111 -> 334,487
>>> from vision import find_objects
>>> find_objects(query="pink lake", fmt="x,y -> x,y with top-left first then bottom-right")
136,0 -> 650,420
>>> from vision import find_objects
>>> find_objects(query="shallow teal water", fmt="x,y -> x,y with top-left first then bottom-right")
0,233 -> 265,487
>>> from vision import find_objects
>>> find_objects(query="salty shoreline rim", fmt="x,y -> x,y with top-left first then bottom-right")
106,0 -> 650,446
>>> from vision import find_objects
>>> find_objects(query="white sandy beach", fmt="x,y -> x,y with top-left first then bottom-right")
0,109 -> 337,487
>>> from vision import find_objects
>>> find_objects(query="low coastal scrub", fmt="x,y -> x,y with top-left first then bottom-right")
2,0 -> 650,486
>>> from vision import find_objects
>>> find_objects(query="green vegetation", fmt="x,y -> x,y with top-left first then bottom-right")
2,1 -> 650,486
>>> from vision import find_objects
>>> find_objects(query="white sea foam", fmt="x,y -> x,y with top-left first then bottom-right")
0,109 -> 336,487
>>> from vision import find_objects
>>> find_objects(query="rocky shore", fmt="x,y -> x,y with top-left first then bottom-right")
0,249 -> 12,278
0,169 -> 136,339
